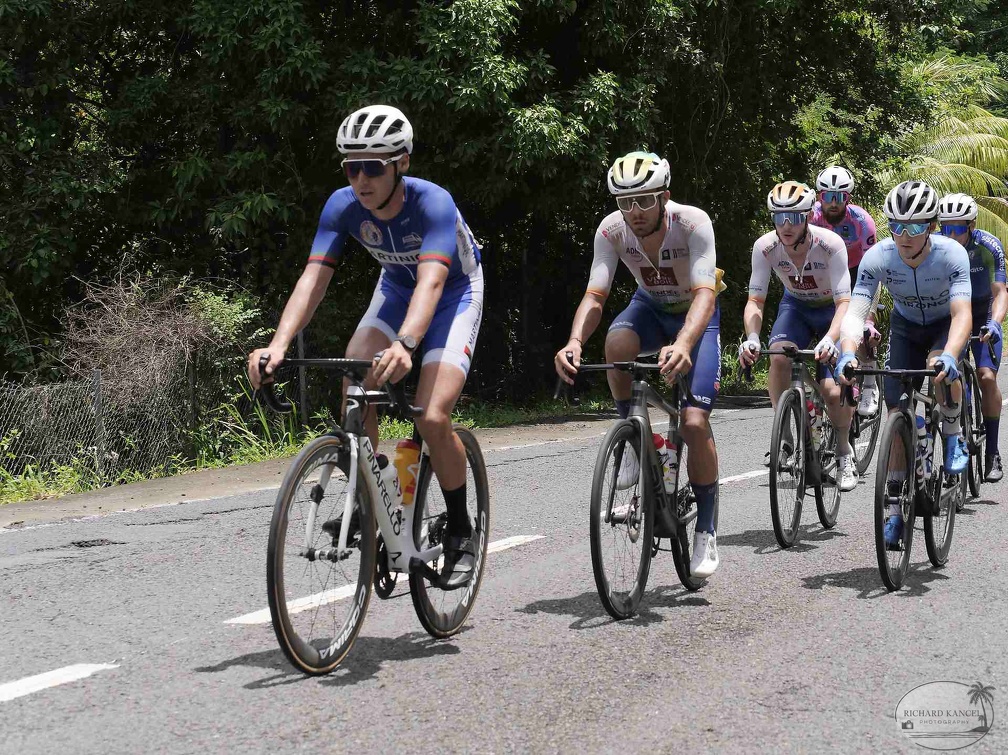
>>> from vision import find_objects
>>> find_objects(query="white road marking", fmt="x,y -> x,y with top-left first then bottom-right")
225,534 -> 545,625
721,469 -> 769,484
0,664 -> 118,703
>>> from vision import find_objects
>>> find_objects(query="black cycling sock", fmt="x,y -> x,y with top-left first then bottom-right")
442,484 -> 472,537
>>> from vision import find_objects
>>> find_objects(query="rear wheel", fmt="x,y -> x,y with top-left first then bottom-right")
590,420 -> 654,619
874,411 -> 915,591
410,426 -> 491,638
815,410 -> 841,529
769,389 -> 805,548
668,442 -> 706,592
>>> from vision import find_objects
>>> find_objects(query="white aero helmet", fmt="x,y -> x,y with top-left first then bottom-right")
767,181 -> 816,213
607,151 -> 671,195
938,192 -> 978,222
815,165 -> 854,193
884,180 -> 939,221
337,105 -> 413,155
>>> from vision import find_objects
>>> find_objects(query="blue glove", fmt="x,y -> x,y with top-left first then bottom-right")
985,319 -> 1002,345
836,351 -> 858,382
933,352 -> 960,383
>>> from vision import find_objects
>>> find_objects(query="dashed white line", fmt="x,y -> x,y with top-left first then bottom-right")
0,664 -> 119,703
721,469 -> 769,484
225,534 -> 545,626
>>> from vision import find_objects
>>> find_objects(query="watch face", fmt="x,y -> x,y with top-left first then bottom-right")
399,335 -> 417,351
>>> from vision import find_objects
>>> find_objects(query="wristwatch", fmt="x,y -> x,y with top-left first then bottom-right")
396,334 -> 419,353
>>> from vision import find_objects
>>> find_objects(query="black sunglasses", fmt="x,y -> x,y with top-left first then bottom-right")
341,154 -> 404,179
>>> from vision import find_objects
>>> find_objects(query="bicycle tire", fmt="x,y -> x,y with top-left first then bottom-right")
267,435 -> 376,675
769,388 -> 804,548
589,420 -> 654,619
815,411 -> 841,529
852,379 -> 885,476
924,430 -> 959,567
966,365 -> 984,498
410,425 -> 491,638
874,411 -> 915,591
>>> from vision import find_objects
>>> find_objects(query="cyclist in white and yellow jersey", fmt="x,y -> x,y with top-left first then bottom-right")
555,151 -> 722,578
739,181 -> 857,491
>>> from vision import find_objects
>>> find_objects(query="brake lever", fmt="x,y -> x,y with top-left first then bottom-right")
257,354 -> 293,413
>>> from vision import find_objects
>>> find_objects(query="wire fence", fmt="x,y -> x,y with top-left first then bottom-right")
0,370 -> 188,481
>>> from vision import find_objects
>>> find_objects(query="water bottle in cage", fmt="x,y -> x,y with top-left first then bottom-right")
663,433 -> 680,494
807,400 -> 822,450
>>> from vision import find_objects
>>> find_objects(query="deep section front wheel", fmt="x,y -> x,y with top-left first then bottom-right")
590,420 -> 654,619
267,435 -> 376,675
769,389 -> 805,548
874,412 -> 915,591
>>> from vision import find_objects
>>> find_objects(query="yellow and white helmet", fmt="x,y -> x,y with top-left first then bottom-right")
607,151 -> 671,196
767,181 -> 816,213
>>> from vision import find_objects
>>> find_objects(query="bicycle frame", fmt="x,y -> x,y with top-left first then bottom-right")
258,357 -> 447,583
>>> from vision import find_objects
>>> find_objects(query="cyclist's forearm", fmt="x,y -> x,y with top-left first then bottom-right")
675,289 -> 715,351
399,267 -> 447,341
568,292 -> 606,344
839,295 -> 872,353
827,300 -> 850,342
944,303 -> 972,358
742,299 -> 764,342
270,267 -> 333,350
992,284 -> 1008,325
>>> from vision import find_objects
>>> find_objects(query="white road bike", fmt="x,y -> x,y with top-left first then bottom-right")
258,357 -> 490,675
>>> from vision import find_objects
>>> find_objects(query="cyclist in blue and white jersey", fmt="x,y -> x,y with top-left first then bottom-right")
248,105 -> 483,587
938,193 -> 1007,481
739,181 -> 857,492
554,151 -> 722,578
838,181 -> 972,549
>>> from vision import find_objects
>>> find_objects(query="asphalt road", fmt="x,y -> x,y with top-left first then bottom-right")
1,377 -> 1006,754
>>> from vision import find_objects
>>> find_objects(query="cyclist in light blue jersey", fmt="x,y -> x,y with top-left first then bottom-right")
938,193 -> 1007,481
838,181 -> 972,548
248,105 -> 483,587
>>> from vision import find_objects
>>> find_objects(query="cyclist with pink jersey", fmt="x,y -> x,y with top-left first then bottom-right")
810,166 -> 881,417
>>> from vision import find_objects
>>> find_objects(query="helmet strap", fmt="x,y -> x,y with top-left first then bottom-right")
375,165 -> 403,211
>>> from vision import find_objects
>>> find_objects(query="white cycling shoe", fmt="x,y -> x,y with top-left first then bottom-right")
857,383 -> 880,417
616,447 -> 640,490
690,531 -> 719,578
838,454 -> 858,492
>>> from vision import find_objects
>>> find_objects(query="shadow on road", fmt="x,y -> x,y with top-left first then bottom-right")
718,525 -> 847,555
194,630 -> 463,689
516,586 -> 708,630
800,563 -> 951,599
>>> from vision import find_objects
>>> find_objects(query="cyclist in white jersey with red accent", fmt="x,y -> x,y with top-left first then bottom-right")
739,181 -> 857,491
810,166 -> 882,416
555,151 -> 722,578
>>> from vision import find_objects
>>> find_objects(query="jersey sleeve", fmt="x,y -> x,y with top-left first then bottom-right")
948,241 -> 973,301
828,236 -> 851,302
587,220 -> 620,297
850,242 -> 883,303
687,218 -> 718,292
858,210 -> 877,248
308,191 -> 353,268
988,234 -> 1007,284
747,240 -> 771,302
417,187 -> 461,268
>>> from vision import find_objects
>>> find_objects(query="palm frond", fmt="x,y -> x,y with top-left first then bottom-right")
977,197 -> 1008,241
876,159 -> 1008,196
916,133 -> 1008,177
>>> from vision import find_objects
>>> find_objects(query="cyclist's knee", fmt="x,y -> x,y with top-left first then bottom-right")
416,409 -> 452,442
681,410 -> 712,444
605,329 -> 639,361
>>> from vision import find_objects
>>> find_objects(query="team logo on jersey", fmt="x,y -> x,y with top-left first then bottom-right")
791,275 -> 819,292
813,262 -> 826,269
641,267 -> 680,288
403,232 -> 423,250
360,221 -> 383,246
661,249 -> 671,261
